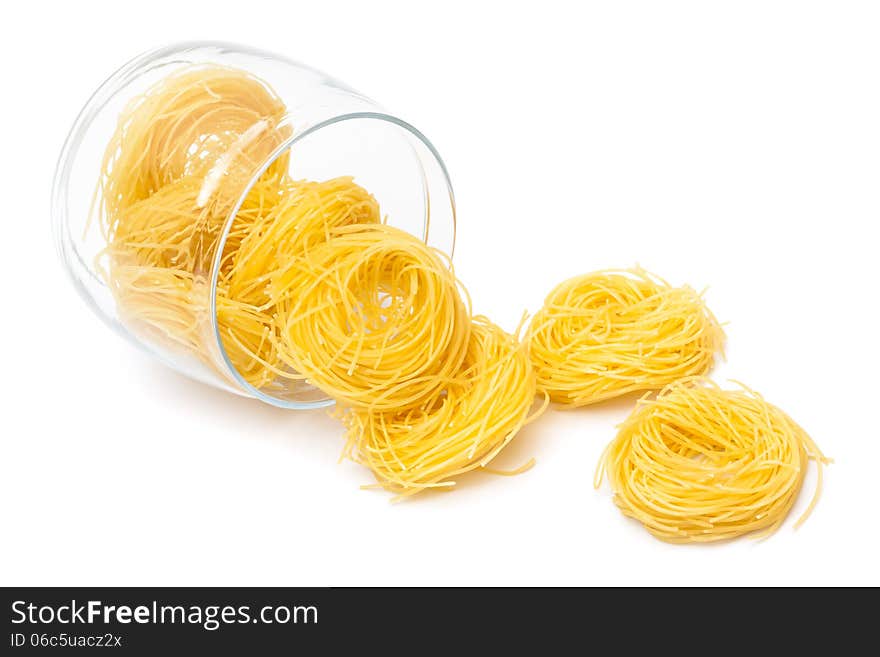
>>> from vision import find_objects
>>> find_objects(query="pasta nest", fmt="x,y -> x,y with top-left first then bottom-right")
595,378 -> 829,543
273,224 -> 472,411
340,316 -> 547,499
528,268 -> 725,406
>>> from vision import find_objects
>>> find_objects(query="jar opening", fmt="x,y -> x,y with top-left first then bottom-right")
210,113 -> 456,409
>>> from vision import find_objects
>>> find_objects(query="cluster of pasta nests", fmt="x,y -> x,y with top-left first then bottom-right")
98,64 -> 827,538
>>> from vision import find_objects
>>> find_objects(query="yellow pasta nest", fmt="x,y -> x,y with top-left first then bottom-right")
340,316 -> 547,499
528,268 -> 725,406
273,223 -> 472,411
595,378 -> 829,543
219,177 -> 381,388
99,65 -> 291,221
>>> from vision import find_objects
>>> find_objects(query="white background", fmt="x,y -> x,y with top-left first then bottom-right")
1,0 -> 878,586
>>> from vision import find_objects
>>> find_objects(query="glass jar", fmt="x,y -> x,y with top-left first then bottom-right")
52,41 -> 456,409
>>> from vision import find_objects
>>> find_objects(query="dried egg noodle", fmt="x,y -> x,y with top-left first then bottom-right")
99,65 -> 291,221
219,177 -> 380,388
595,378 -> 829,543
273,223 -> 472,412
340,316 -> 548,499
528,268 -> 725,406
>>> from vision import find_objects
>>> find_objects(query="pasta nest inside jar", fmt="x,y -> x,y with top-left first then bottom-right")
97,64 -> 295,384
100,65 -> 292,220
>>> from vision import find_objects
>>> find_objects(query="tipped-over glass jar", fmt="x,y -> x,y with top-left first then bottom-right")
52,41 -> 456,409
